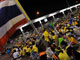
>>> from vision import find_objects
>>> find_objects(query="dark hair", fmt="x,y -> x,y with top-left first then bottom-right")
61,41 -> 67,46
51,44 -> 56,51
51,31 -> 55,36
26,38 -> 30,40
57,48 -> 63,54
67,46 -> 80,59
61,41 -> 67,49
32,41 -> 35,45
14,50 -> 16,52
43,28 -> 46,32
38,41 -> 47,52
33,37 -> 36,40
59,50 -> 63,53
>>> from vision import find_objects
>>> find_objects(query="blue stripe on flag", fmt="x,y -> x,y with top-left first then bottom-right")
0,5 -> 21,27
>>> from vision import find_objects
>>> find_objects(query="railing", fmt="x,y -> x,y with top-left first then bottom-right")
19,3 -> 80,31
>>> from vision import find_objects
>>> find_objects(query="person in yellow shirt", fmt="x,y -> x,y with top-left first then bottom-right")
63,26 -> 67,33
31,44 -> 38,59
70,37 -> 78,44
32,44 -> 38,53
17,41 -> 21,47
67,23 -> 70,27
11,46 -> 18,54
58,50 -> 70,60
72,20 -> 78,26
74,20 -> 78,26
20,46 -> 27,56
26,45 -> 32,56
11,46 -> 17,56
59,29 -> 61,33
49,29 -> 56,40
29,41 -> 32,45
58,41 -> 71,60
52,35 -> 56,40
27,47 -> 32,53
77,15 -> 79,19
43,29 -> 50,42
20,48 -> 25,57
67,35 -> 78,44
51,30 -> 56,40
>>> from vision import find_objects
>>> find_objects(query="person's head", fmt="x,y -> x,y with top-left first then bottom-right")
38,41 -> 47,52
71,14 -> 74,18
58,50 -> 63,54
67,46 -> 79,57
56,47 -> 63,54
42,28 -> 46,32
51,31 -> 55,36
58,35 -> 61,38
51,43 -> 56,49
27,45 -> 29,48
61,41 -> 67,49
32,41 -> 35,45
13,50 -> 16,53
26,38 -> 30,41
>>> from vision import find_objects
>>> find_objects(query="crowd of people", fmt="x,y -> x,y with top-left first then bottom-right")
1,10 -> 80,60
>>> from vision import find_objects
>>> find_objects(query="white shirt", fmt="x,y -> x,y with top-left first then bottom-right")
16,48 -> 18,52
46,47 -> 54,58
13,52 -> 19,59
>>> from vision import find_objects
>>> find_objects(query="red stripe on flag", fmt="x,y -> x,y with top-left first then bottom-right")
0,0 -> 5,2
0,18 -> 27,52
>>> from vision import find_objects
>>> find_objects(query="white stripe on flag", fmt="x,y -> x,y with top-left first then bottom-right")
0,0 -> 16,8
0,14 -> 25,38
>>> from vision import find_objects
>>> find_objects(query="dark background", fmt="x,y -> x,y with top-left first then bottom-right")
18,0 -> 80,20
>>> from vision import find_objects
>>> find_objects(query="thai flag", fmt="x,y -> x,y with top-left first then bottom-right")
0,0 -> 27,52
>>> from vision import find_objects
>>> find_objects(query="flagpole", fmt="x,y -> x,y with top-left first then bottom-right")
14,0 -> 39,35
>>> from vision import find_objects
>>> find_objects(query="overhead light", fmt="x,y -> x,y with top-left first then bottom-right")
36,11 -> 40,15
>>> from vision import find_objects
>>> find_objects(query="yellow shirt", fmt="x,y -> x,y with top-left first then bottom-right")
27,47 -> 32,53
13,48 -> 16,51
59,29 -> 61,32
20,50 -> 25,56
70,29 -> 72,32
52,35 -> 56,40
52,30 -> 54,33
23,47 -> 27,52
72,22 -> 75,26
58,50 -> 70,60
62,29 -> 65,33
67,37 -> 78,44
71,37 -> 78,44
11,48 -> 16,53
67,36 -> 71,41
67,24 -> 70,27
43,31 -> 50,42
75,21 -> 78,25
64,27 -> 67,29
29,42 -> 32,45
32,45 -> 38,52
77,16 -> 79,19
66,29 -> 69,32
